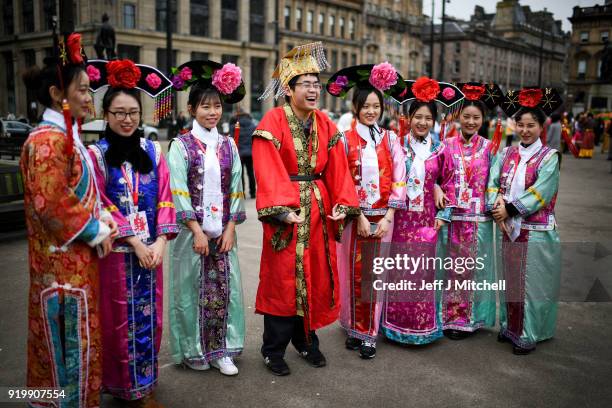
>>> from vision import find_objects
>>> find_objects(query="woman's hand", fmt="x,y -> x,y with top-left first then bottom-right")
103,217 -> 119,239
192,229 -> 209,256
492,196 -> 509,223
148,236 -> 167,269
373,209 -> 394,238
434,218 -> 447,231
328,204 -> 347,221
357,214 -> 371,238
125,235 -> 154,268
433,184 -> 448,210
216,222 -> 236,253
99,236 -> 113,258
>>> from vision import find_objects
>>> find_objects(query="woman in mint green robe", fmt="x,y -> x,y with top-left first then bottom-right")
167,127 -> 246,370
487,93 -> 562,355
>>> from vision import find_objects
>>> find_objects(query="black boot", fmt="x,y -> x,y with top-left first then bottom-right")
345,337 -> 361,350
512,345 -> 533,355
263,356 -> 291,376
297,347 -> 327,367
359,341 -> 376,359
444,329 -> 470,341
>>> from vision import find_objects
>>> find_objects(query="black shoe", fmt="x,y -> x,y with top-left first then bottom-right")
345,337 -> 361,350
497,332 -> 509,343
359,342 -> 376,359
512,345 -> 533,355
444,329 -> 470,341
263,356 -> 290,376
297,348 -> 327,367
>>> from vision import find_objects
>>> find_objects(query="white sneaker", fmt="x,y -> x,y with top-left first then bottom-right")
210,356 -> 239,376
182,359 -> 210,371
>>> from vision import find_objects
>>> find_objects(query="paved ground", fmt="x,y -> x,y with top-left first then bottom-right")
1,149 -> 611,407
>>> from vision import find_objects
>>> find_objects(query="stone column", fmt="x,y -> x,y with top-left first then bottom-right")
210,0 -> 221,39
239,0 -> 250,42
178,0 -> 190,35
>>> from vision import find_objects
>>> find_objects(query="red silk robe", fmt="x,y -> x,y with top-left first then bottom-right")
252,105 -> 360,331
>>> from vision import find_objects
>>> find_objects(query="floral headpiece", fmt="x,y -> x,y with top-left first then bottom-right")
86,59 -> 173,122
326,62 -> 406,99
458,82 -> 503,110
170,60 -> 245,104
390,77 -> 464,109
501,87 -> 563,117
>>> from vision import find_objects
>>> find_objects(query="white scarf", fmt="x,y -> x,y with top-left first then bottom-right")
505,138 -> 542,241
356,122 -> 382,205
407,132 -> 432,200
192,121 -> 223,239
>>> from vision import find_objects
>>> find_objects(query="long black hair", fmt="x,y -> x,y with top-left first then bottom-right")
22,57 -> 86,107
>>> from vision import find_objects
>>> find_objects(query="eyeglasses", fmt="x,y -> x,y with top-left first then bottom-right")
108,111 -> 141,121
294,82 -> 322,90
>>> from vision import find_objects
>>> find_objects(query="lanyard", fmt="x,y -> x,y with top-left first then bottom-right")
458,139 -> 474,187
121,165 -> 140,207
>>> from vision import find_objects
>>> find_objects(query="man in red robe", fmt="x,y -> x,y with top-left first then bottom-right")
253,42 -> 360,375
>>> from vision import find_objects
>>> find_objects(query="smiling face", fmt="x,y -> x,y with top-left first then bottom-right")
69,71 -> 92,119
104,92 -> 141,137
459,105 -> 483,138
356,92 -> 382,126
410,105 -> 434,138
285,74 -> 320,117
515,111 -> 542,145
189,91 -> 222,130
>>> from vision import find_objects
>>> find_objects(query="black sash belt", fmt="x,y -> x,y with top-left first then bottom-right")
289,174 -> 322,182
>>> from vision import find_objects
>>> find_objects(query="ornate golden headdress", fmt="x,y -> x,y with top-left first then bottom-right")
259,41 -> 329,100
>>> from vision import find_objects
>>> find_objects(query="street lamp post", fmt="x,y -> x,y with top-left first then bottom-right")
538,8 -> 547,87
429,0 -> 435,76
438,0 -> 448,80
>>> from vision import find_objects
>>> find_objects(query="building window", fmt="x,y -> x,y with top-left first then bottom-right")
156,0 -> 177,33
455,42 -> 461,54
23,49 -> 36,68
349,18 -> 355,40
453,60 -> 460,74
331,50 -> 338,70
42,0 -> 57,31
117,44 -> 140,63
339,17 -> 345,38
580,31 -> 589,43
22,0 -> 35,32
341,52 -> 348,68
397,33 -> 402,48
329,15 -> 335,36
286,43 -> 294,53
307,10 -> 313,33
351,53 -> 357,66
191,0 -> 209,37
221,0 -> 238,40
156,48 -> 176,75
284,6 -> 291,29
250,0 -> 265,42
597,59 -> 602,79
251,57 -> 266,117
319,12 -> 324,34
601,31 -> 609,43
191,52 -> 209,61
123,3 -> 136,29
2,0 -> 14,35
296,8 -> 302,31
577,59 -> 586,79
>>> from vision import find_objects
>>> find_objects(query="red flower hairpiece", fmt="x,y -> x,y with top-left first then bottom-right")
66,33 -> 84,65
462,84 -> 485,101
412,77 -> 440,102
107,59 -> 142,89
518,88 -> 543,108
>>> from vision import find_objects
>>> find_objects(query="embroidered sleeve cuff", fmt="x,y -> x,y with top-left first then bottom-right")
510,200 -> 529,216
388,199 -> 407,210
86,220 -> 111,247
435,207 -> 452,222
334,204 -> 361,217
229,211 -> 247,223
117,224 -> 135,239
157,223 -> 180,237
178,210 -> 197,224
258,206 -> 300,224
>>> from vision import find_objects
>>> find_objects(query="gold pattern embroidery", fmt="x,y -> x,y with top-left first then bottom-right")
157,201 -> 175,209
171,189 -> 190,197
526,186 -> 546,207
253,129 -> 281,150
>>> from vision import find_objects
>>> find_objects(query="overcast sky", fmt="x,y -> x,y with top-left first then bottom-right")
422,0 -> 603,32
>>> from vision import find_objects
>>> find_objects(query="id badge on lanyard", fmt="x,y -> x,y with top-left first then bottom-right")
122,165 -> 151,242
